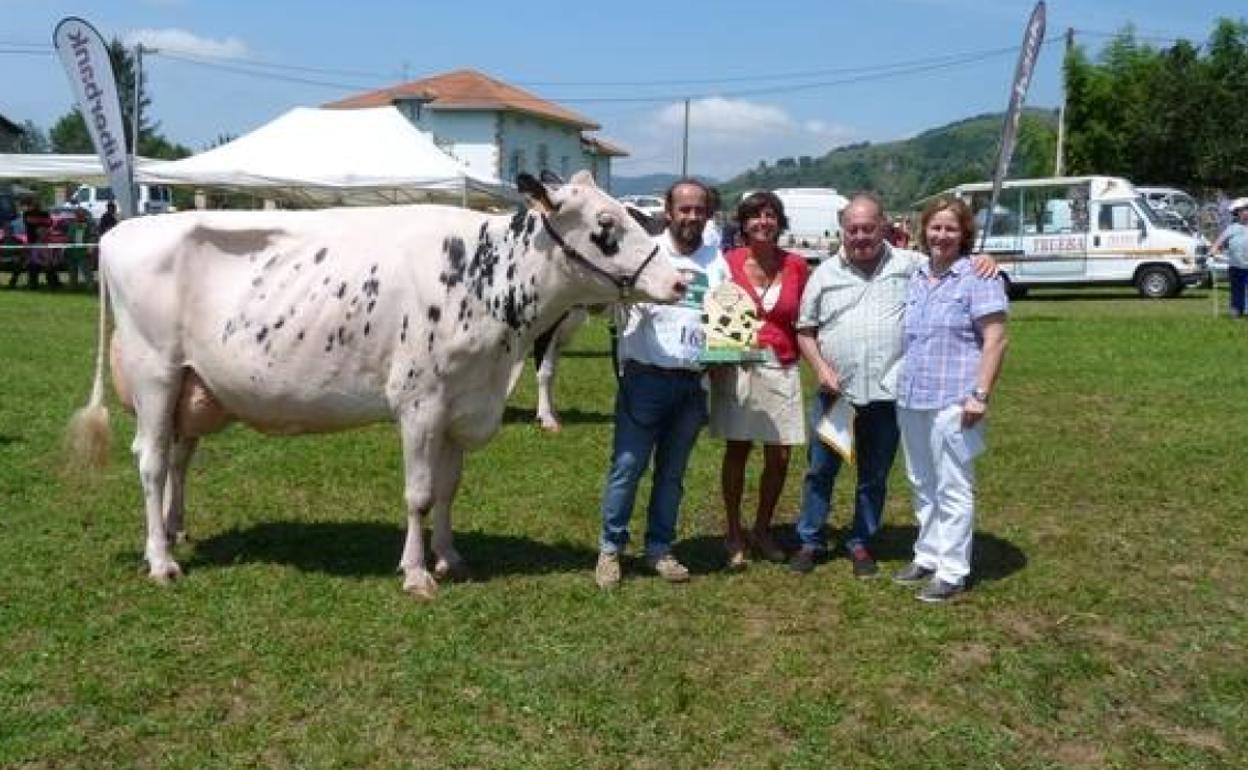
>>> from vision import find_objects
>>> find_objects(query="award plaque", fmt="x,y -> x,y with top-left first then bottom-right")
698,281 -> 777,365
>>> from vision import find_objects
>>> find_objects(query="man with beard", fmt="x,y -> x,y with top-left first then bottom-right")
595,178 -> 722,589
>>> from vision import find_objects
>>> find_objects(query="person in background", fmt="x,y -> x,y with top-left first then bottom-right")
1210,197 -> 1248,317
64,207 -> 95,290
98,201 -> 119,237
595,178 -> 721,589
709,191 -> 810,570
20,198 -> 56,290
893,196 -> 1008,603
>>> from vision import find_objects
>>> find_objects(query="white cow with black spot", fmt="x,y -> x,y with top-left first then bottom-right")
67,171 -> 686,599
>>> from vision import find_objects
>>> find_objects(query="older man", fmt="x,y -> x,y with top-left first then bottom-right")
791,193 -> 992,577
595,178 -> 722,589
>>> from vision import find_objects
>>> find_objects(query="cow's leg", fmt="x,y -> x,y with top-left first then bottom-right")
430,444 -> 467,580
127,363 -> 182,583
534,334 -> 562,432
397,408 -> 439,599
162,436 -> 198,545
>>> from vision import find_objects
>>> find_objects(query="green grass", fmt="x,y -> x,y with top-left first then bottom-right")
1,286 -> 1245,769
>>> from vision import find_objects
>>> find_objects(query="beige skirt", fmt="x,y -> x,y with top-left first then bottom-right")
708,364 -> 806,445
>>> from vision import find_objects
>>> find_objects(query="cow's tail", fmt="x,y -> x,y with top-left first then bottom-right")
66,272 -> 112,471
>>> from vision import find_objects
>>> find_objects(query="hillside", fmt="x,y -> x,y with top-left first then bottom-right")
718,108 -> 1058,211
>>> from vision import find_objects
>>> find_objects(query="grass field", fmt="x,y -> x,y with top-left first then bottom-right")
1,286 -> 1245,769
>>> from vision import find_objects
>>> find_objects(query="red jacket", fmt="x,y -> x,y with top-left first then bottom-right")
724,246 -> 809,366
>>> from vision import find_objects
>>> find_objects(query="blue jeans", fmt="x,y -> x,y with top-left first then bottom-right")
1229,265 -> 1248,317
600,365 -> 707,557
795,394 -> 900,554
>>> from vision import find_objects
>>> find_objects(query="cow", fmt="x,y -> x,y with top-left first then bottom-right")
66,170 -> 686,599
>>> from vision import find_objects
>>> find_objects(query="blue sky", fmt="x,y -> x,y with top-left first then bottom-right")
3,0 -> 1244,179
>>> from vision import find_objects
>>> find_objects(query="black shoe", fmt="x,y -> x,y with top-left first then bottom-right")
849,545 -> 878,578
788,546 -> 818,574
917,577 -> 965,603
892,562 -> 935,585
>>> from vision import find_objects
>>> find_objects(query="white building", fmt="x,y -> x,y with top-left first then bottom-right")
326,69 -> 627,191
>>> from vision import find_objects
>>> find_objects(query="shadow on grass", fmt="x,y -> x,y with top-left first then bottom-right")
0,433 -> 20,446
675,523 -> 1026,583
1021,291 -> 1144,302
184,520 -> 598,579
502,405 -> 613,426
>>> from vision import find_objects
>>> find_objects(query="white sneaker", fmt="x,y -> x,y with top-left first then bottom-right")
645,553 -> 690,583
595,551 -> 621,589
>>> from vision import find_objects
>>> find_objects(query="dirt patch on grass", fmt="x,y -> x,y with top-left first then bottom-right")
943,641 -> 993,674
1051,740 -> 1106,768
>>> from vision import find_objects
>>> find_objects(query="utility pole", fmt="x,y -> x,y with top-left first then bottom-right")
132,43 -> 144,157
1054,27 -> 1074,177
680,97 -> 690,177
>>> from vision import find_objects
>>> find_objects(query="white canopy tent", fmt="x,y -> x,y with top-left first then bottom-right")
0,153 -> 167,183
139,106 -> 515,208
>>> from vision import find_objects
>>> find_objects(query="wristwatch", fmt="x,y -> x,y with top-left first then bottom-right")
970,387 -> 990,404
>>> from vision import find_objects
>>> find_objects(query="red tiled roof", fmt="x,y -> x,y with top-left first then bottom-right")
325,69 -> 599,130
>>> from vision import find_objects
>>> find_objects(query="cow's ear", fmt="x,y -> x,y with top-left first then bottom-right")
626,205 -> 666,237
539,170 -> 564,186
517,172 -> 557,214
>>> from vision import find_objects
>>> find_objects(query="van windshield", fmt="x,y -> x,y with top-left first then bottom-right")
1133,196 -> 1162,226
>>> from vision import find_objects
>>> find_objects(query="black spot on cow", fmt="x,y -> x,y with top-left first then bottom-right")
525,216 -> 536,235
337,326 -> 347,346
274,317 -> 285,330
440,236 -> 468,289
509,209 -> 527,236
336,282 -> 347,299
506,263 -> 517,280
364,322 -> 371,337
370,263 -> 378,274
362,276 -> 380,297
406,368 -> 416,380
264,342 -> 272,356
458,296 -> 469,321
427,331 -> 435,351
314,248 -> 328,264
297,330 -> 305,342
367,300 -> 376,314
428,306 -> 441,322
325,333 -> 334,352
251,276 -> 263,287
350,295 -> 359,307
293,262 -> 302,271
256,326 -> 269,344
590,226 -> 619,256
263,255 -> 278,271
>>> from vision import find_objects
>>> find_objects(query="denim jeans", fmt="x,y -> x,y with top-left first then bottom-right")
1229,265 -> 1248,317
600,365 -> 707,557
795,393 -> 900,553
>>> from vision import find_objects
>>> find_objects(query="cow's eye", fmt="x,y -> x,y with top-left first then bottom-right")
596,212 -> 616,230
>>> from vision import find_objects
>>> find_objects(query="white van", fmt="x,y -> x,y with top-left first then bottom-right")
937,176 -> 1207,298
743,188 -> 848,263
70,183 -> 176,221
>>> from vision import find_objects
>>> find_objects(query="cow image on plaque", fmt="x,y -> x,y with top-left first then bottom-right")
698,281 -> 776,364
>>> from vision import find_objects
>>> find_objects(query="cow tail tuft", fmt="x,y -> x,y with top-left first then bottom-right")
66,273 -> 112,471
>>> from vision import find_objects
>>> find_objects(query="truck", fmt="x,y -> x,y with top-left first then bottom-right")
68,183 -> 176,221
930,175 -> 1207,298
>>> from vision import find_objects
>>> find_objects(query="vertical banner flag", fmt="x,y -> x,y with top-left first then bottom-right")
53,17 -> 135,218
980,1 -> 1047,250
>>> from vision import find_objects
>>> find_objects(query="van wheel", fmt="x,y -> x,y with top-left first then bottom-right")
1136,266 -> 1179,298
1002,274 -> 1028,300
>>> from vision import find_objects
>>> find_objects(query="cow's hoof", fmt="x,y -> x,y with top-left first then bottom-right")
148,561 -> 183,585
537,416 -> 561,433
403,570 -> 438,601
434,557 -> 469,582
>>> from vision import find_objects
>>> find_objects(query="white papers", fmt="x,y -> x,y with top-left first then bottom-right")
936,408 -> 987,463
815,397 -> 855,463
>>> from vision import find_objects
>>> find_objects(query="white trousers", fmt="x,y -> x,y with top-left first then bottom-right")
897,404 -> 985,585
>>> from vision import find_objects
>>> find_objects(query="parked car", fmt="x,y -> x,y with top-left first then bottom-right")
618,194 -> 665,218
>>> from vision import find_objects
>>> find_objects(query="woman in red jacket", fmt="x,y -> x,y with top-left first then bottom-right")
710,191 -> 810,569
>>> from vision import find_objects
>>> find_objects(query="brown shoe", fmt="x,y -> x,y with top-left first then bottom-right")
595,551 -> 621,589
646,553 -> 690,583
850,545 -> 878,578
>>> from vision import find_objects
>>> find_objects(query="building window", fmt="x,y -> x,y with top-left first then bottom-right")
537,143 -> 550,173
508,148 -> 526,180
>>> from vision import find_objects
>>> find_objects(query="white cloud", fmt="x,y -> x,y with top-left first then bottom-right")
123,28 -> 249,58
616,97 -> 862,180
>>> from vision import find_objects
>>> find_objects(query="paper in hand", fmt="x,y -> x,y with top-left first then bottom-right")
815,397 -> 855,463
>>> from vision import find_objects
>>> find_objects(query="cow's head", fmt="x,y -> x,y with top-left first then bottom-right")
517,170 -> 686,303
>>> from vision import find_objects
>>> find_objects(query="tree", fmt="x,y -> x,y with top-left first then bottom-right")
14,120 -> 50,153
